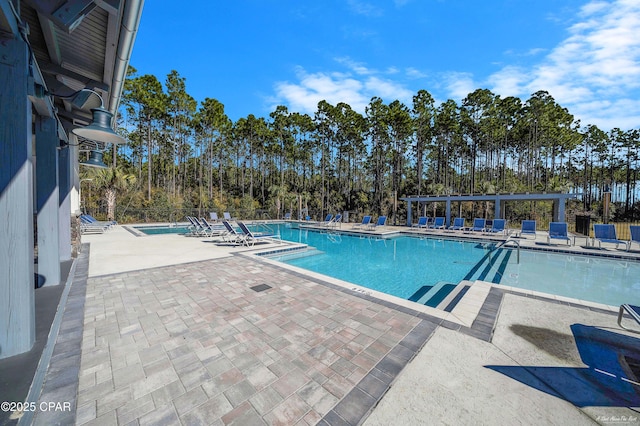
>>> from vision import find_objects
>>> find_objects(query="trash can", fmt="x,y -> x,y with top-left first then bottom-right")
575,215 -> 590,236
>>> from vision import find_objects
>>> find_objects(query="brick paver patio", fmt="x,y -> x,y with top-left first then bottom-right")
73,255 -> 436,425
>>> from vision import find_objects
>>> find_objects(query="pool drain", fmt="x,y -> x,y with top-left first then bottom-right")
250,284 -> 272,292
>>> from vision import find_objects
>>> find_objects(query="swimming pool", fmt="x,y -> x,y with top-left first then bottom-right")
263,223 -> 640,308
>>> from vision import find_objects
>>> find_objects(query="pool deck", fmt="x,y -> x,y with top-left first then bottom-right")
12,223 -> 640,425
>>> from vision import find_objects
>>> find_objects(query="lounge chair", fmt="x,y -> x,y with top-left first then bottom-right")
223,212 -> 236,221
547,222 -> 571,245
430,217 -> 446,230
486,219 -> 507,235
353,215 -> 372,229
412,216 -> 428,229
188,216 -> 211,236
326,213 -> 342,228
520,220 -> 536,239
629,226 -> 640,251
319,214 -> 333,226
81,214 -> 115,228
80,217 -> 109,234
448,217 -> 465,231
200,217 -> 226,237
283,212 -> 292,220
367,216 -> 387,230
221,220 -> 243,244
469,218 -> 486,232
593,224 -> 629,250
209,212 -> 219,222
186,216 -> 200,235
617,304 -> 640,333
237,221 -> 280,246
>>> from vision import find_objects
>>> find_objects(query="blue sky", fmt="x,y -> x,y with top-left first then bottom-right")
130,0 -> 640,130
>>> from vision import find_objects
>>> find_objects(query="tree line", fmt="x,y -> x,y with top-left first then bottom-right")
83,67 -> 640,224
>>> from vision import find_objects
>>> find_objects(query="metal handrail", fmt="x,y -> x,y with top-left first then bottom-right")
503,238 -> 521,264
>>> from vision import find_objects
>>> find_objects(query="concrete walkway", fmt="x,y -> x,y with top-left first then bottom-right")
30,224 -> 640,425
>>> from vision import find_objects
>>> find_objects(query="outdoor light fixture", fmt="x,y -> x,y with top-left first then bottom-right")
71,89 -> 127,145
80,150 -> 107,168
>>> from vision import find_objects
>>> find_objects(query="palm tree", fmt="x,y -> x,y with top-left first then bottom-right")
89,167 -> 137,221
477,181 -> 496,219
268,184 -> 288,219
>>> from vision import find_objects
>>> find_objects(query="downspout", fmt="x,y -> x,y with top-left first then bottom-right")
108,0 -> 144,116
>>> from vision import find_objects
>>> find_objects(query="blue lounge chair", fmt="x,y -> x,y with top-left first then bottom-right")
448,217 -> 465,231
326,213 -> 342,228
81,214 -> 115,228
80,216 -> 109,234
283,212 -> 292,220
547,222 -> 571,245
319,214 -> 333,226
520,220 -> 536,239
412,216 -> 428,229
353,215 -> 372,229
237,221 -> 280,246
430,217 -> 446,230
629,226 -> 640,251
221,220 -> 243,244
209,212 -> 219,222
367,216 -> 387,230
223,212 -> 236,221
187,216 -> 204,236
200,217 -> 226,237
593,224 -> 629,250
486,219 -> 507,235
469,218 -> 486,232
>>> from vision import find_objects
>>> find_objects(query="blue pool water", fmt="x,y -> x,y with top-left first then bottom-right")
135,225 -> 190,235
264,224 -> 495,307
262,223 -> 640,307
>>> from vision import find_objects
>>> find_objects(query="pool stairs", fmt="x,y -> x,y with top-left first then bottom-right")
463,246 -> 513,284
408,280 -> 473,311
265,247 -> 324,261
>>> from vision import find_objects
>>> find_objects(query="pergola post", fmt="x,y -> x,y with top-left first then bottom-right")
0,33 -> 36,358
445,199 -> 451,227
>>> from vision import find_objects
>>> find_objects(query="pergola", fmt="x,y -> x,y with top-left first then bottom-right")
1,0 -> 143,359
402,192 -> 581,227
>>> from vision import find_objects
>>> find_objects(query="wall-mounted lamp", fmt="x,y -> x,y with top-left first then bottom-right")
80,150 -> 107,168
71,89 -> 126,145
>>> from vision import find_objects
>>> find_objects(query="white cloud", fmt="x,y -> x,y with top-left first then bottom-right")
272,66 -> 413,115
406,67 -> 427,79
486,66 -> 528,97
347,0 -> 383,17
272,68 -> 368,114
335,57 -> 374,75
442,72 -> 477,100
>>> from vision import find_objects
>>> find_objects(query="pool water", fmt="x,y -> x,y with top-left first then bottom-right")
262,223 -> 640,308
135,225 -> 190,235
265,224 -> 494,307
499,251 -> 640,307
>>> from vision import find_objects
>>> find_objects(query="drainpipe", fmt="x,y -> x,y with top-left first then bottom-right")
108,0 -> 144,116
